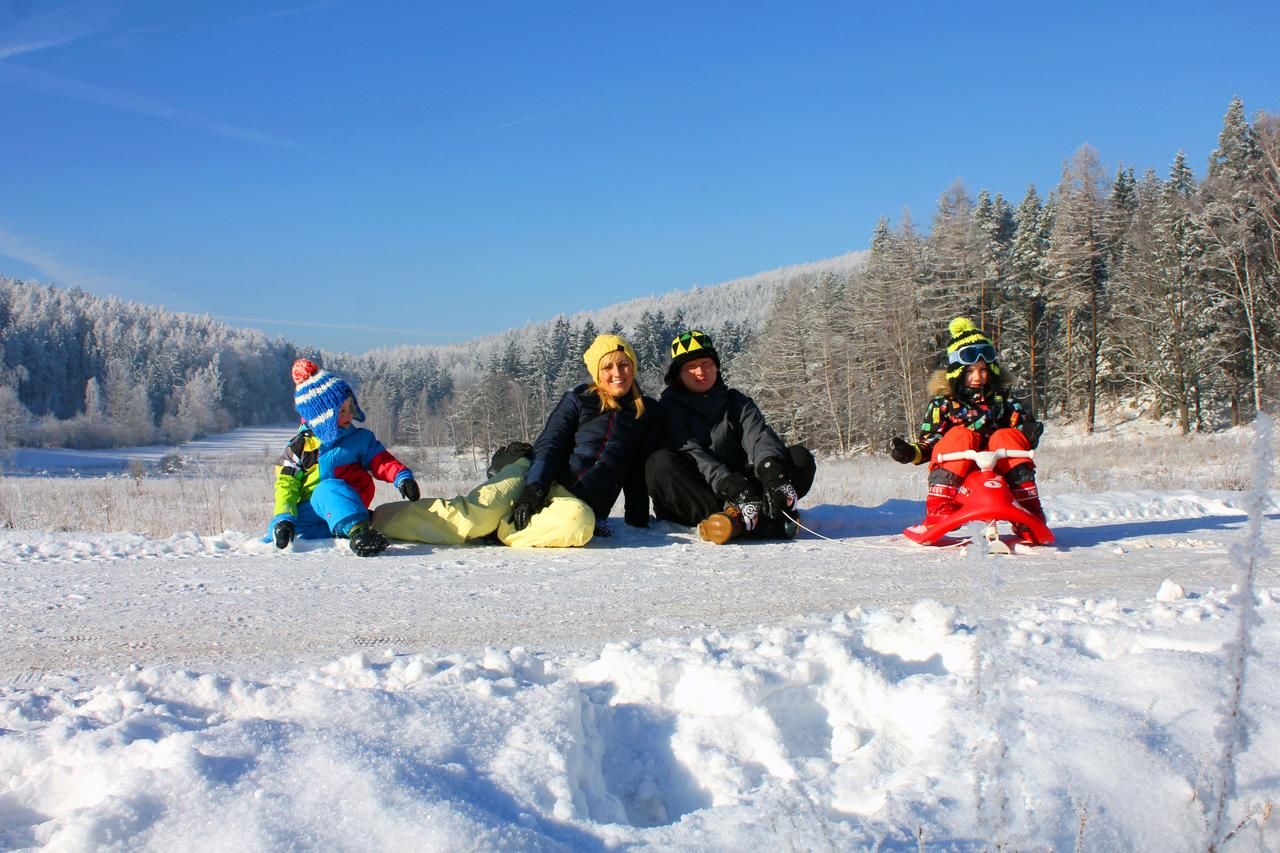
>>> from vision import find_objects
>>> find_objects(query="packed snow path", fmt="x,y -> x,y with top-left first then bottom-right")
2,490 -> 1269,681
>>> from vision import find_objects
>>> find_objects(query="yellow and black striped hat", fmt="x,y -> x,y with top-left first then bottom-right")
944,317 -> 1001,382
666,329 -> 720,384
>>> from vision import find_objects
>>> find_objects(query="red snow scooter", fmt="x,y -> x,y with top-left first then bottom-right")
902,448 -> 1054,553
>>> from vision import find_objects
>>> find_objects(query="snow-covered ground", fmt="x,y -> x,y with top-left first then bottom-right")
1,425 -> 1278,850
2,427 -> 295,476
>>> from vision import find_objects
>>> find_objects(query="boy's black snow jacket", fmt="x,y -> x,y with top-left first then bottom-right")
656,379 -> 789,499
525,384 -> 656,524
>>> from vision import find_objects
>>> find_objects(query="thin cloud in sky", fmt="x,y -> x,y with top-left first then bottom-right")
0,0 -> 115,61
0,61 -> 301,149
0,223 -> 127,292
0,1 -> 312,152
499,99 -> 589,130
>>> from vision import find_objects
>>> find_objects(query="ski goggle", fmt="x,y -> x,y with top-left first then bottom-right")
948,342 -> 997,366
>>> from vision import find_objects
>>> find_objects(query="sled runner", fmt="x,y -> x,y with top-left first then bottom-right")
902,448 -> 1054,548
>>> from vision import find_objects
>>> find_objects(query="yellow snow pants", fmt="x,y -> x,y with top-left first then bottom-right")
371,459 -> 595,548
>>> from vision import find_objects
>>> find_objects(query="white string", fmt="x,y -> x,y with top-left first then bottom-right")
780,509 -> 972,550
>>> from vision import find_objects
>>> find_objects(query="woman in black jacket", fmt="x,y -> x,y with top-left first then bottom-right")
374,334 -> 654,547
646,329 -> 816,544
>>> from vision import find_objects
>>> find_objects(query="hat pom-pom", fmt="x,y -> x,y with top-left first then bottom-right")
948,317 -> 977,338
291,358 -> 320,385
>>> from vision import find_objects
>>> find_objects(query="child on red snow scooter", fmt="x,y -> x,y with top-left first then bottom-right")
267,359 -> 420,557
889,317 -> 1046,539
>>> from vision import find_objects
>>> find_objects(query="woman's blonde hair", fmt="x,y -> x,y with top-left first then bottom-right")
587,350 -> 645,418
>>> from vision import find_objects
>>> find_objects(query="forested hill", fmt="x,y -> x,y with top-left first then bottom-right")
0,279 -> 298,449
378,250 -> 868,379
0,252 -> 865,450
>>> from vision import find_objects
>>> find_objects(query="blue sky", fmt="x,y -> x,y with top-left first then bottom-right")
2,0 -> 1278,354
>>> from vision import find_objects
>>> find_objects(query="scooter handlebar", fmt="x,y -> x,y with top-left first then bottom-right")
934,448 -> 1035,471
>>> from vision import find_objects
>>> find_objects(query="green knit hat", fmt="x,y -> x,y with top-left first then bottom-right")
944,317 -> 1001,382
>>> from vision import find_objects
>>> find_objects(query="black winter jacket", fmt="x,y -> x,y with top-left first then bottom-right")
657,379 -> 788,498
525,385 -> 656,523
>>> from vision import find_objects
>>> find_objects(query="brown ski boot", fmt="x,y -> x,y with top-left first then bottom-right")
698,503 -> 748,544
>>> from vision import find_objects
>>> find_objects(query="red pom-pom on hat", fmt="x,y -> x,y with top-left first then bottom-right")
291,358 -> 320,385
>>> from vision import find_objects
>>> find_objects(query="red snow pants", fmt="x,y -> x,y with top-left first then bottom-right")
929,427 -> 1035,479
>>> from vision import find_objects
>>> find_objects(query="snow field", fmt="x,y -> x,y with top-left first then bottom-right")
1,423 -> 1278,849
1,586 -> 1276,850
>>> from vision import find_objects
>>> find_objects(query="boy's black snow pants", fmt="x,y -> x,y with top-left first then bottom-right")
645,445 -> 816,527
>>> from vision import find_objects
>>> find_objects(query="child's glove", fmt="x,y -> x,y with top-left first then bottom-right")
511,482 -> 549,531
890,437 -> 919,464
756,457 -> 798,519
1026,420 -> 1044,449
398,478 -> 421,501
273,519 -> 295,549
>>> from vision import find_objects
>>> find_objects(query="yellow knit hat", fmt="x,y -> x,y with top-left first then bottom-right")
582,334 -> 638,384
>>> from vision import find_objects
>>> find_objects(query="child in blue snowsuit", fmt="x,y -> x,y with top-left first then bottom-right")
266,359 -> 419,556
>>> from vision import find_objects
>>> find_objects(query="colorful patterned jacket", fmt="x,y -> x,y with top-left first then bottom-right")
904,370 -> 1040,464
271,425 -> 412,522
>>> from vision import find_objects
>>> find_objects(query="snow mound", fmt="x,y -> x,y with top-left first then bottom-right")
2,585 -> 1276,850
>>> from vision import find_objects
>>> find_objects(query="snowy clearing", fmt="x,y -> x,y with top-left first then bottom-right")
1,425 -> 1278,850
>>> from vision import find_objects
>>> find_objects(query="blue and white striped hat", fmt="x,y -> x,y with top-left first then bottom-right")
291,358 -> 364,443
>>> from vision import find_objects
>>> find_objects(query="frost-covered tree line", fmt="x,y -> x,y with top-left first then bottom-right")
323,311 -> 752,456
0,254 -> 859,451
743,98 -> 1280,455
310,254 -> 864,453
0,281 -> 297,448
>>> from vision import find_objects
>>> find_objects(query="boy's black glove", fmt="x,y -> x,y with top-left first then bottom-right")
273,519 -> 295,549
398,478 -> 420,501
890,437 -> 919,464
511,482 -> 549,531
756,457 -> 798,518
730,486 -> 764,532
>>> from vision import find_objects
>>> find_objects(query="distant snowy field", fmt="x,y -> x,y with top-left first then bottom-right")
1,422 -> 1278,850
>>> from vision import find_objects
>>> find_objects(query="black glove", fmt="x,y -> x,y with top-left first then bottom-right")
757,457 -> 798,519
488,441 -> 534,477
1026,420 -> 1044,449
511,482 -> 549,531
398,478 -> 420,501
593,520 -> 613,538
273,519 -> 295,549
890,437 -> 918,464
763,481 -> 798,518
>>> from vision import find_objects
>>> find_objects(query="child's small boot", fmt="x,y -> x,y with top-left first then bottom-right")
923,470 -> 963,527
348,522 -> 389,557
1006,466 -> 1045,542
